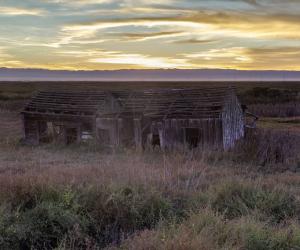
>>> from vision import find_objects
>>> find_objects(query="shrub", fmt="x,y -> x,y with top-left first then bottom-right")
9,202 -> 87,249
78,186 -> 175,246
0,187 -> 89,250
0,184 -> 192,249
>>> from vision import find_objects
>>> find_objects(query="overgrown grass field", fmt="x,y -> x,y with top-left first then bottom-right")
0,82 -> 299,249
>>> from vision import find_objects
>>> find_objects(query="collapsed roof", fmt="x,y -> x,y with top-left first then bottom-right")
22,87 -> 236,119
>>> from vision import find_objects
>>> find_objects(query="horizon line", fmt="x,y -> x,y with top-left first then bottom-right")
1,67 -> 300,73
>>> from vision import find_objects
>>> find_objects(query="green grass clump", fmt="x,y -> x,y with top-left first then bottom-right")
211,182 -> 298,222
116,210 -> 300,250
0,187 -> 89,249
0,184 -> 192,249
241,222 -> 300,250
0,179 -> 298,249
78,186 -> 175,247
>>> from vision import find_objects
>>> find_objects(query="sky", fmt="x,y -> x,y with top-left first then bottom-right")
0,0 -> 300,71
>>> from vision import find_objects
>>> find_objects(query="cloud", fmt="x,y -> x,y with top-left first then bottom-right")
88,51 -> 192,68
41,0 -> 113,6
54,49 -> 193,68
39,2 -> 300,56
54,47 -> 193,68
184,47 -> 252,62
112,31 -> 187,41
0,47 -> 23,67
62,10 -> 300,43
46,28 -> 103,48
90,56 -> 187,68
183,46 -> 300,70
63,18 -> 206,32
59,17 -> 210,46
243,47 -> 300,70
0,47 -> 9,57
174,11 -> 300,39
2,0 -> 300,70
175,38 -> 217,44
43,0 -> 173,7
60,17 -> 212,46
70,0 -> 112,3
0,6 -> 46,16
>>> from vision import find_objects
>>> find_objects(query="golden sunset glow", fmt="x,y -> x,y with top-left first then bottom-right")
0,0 -> 300,70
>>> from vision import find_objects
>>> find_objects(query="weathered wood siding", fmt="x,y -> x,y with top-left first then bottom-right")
118,118 -> 135,147
134,118 -> 142,149
96,117 -> 138,148
23,115 -> 40,145
222,92 -> 244,150
23,113 -> 91,145
96,118 -> 119,147
148,118 -> 223,150
22,88 -> 244,150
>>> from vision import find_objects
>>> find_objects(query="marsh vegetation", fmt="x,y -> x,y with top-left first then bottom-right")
0,82 -> 299,249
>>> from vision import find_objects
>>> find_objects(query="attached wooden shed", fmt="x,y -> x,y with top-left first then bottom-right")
22,87 -> 244,150
21,91 -> 106,145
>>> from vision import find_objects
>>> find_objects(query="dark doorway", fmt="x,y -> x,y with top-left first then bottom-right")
35,121 -> 56,143
185,128 -> 200,148
38,121 -> 50,143
152,133 -> 161,149
66,127 -> 78,144
97,129 -> 110,145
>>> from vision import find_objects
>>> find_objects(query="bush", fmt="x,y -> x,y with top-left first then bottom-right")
0,184 -> 191,249
79,186 -> 174,246
10,202 -> 86,249
0,187 -> 89,250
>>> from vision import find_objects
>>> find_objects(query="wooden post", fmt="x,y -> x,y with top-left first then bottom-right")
76,125 -> 81,143
157,122 -> 164,149
134,118 -> 142,150
183,127 -> 187,149
62,126 -> 67,145
21,113 -> 26,139
117,118 -> 123,147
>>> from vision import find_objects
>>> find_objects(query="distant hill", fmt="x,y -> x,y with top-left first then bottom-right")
1,68 -> 300,81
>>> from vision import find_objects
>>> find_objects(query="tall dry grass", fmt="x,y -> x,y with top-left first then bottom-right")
0,105 -> 300,249
230,128 -> 300,170
0,134 -> 299,249
248,102 -> 300,117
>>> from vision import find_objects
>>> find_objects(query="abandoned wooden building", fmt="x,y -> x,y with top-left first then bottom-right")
21,87 -> 245,150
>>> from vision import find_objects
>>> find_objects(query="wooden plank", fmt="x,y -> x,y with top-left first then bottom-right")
134,118 -> 142,150
22,111 -> 95,119
27,104 -> 98,112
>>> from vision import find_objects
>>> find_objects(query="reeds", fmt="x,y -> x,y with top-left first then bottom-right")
248,102 -> 300,117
